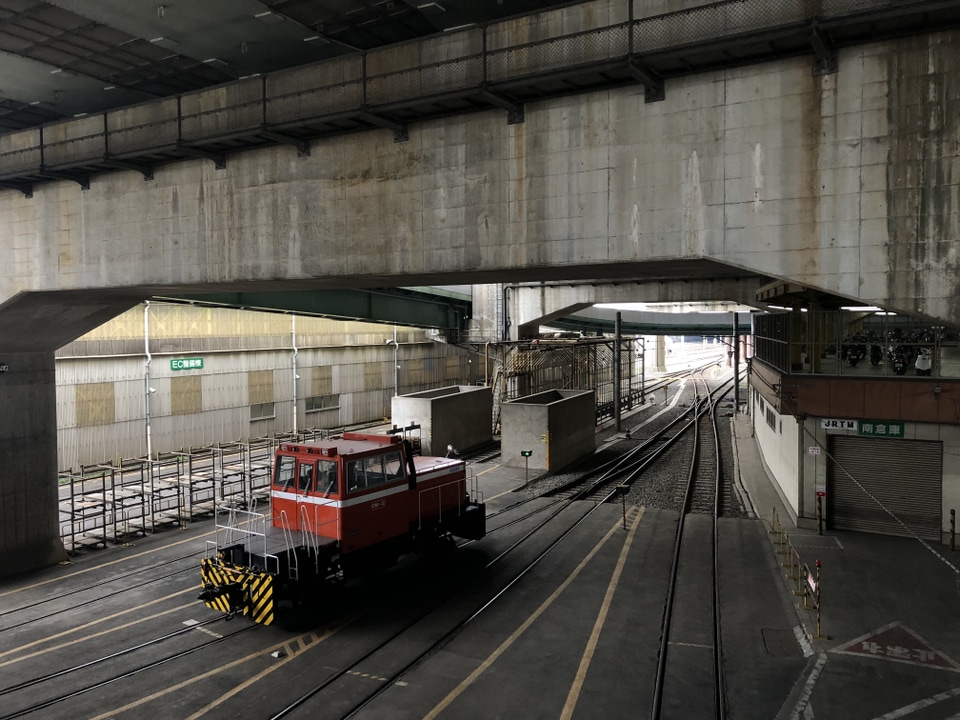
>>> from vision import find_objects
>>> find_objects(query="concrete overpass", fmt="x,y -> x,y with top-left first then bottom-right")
2,0 -> 960,574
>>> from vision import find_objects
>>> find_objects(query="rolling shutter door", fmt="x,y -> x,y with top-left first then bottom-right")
827,436 -> 941,540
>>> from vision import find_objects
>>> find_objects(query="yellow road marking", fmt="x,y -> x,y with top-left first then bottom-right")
91,628 -> 330,720
0,588 -> 197,665
174,613 -> 363,720
0,530 -> 214,599
423,508 -> 644,720
560,506 -> 644,720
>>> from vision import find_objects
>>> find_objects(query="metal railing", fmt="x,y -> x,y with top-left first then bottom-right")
1,0 -> 943,185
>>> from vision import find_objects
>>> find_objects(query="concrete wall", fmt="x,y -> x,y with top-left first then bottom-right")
751,391 -> 802,519
392,385 -> 493,456
501,389 -> 595,472
2,32 -> 960,329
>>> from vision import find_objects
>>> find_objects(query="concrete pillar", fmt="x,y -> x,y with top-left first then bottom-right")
0,351 -> 66,577
655,335 -> 667,371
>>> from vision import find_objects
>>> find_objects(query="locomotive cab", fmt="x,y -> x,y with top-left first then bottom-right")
199,431 -> 485,625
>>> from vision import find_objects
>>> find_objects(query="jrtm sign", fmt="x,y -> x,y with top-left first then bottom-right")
820,418 -> 857,431
171,357 -> 204,371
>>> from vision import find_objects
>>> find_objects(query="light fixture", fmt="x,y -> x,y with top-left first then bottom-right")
148,387 -> 157,394
303,35 -> 330,46
50,68 -> 63,74
254,10 -> 284,24
150,36 -> 179,50
417,2 -> 445,13
204,57 -> 228,67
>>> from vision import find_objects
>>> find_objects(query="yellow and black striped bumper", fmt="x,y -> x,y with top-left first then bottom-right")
199,558 -> 275,625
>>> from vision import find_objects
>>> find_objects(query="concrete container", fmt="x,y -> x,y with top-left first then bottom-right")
501,389 -> 595,472
392,385 -> 492,457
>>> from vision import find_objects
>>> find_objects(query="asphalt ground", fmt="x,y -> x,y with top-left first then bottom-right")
2,409 -> 958,719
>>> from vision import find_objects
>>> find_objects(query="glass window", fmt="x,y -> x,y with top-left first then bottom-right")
274,455 -> 295,491
298,461 -> 314,493
251,402 -> 275,420
383,451 -> 405,481
315,459 -> 338,496
306,394 -> 340,412
346,454 -> 388,492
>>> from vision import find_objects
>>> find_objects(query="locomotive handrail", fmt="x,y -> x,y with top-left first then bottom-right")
278,510 -> 298,582
211,504 -> 280,576
299,504 -> 320,568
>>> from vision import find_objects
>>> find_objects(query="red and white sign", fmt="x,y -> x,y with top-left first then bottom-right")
832,622 -> 960,671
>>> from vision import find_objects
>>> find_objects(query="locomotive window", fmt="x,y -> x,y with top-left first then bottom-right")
383,451 -> 405,481
347,455 -> 390,492
316,459 -> 338,496
298,462 -> 314,493
274,455 -> 296,492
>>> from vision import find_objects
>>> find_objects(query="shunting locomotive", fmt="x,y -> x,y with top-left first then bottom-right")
199,431 -> 486,625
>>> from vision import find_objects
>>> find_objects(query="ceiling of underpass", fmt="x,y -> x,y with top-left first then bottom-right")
0,0 -> 573,131
2,0 -> 956,341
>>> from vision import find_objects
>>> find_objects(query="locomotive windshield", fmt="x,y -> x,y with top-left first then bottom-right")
274,454 -> 295,491
273,454 -> 338,496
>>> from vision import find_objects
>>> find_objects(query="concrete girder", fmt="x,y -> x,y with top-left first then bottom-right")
3,37 -> 959,328
506,277 -> 766,341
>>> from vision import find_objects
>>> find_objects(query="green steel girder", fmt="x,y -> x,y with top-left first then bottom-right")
548,315 -> 750,337
160,288 -> 470,331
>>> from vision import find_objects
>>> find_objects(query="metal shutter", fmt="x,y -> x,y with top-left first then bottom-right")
826,435 -> 942,540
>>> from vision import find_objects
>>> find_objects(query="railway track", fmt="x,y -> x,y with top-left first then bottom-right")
265,369 -> 739,720
0,362 -> 747,720
652,372 -> 729,719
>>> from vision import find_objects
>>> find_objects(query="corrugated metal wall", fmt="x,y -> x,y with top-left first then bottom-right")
55,305 -> 480,469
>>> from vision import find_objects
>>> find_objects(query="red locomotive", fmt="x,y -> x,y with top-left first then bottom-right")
199,431 -> 486,625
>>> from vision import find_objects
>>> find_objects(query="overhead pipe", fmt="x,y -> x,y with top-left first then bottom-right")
615,311 -> 622,432
292,314 -> 299,435
144,301 -> 153,462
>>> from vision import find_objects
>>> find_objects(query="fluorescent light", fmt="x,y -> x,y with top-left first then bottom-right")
417,2 -> 445,14
203,57 -> 228,67
254,10 -> 284,24
840,306 -> 883,312
50,68 -> 63,74
150,36 -> 179,50
303,35 -> 330,46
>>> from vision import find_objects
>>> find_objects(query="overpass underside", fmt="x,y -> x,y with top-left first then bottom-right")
2,1 -> 960,575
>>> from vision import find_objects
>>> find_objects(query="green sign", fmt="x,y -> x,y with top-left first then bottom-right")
171,357 -> 204,371
858,420 -> 904,438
